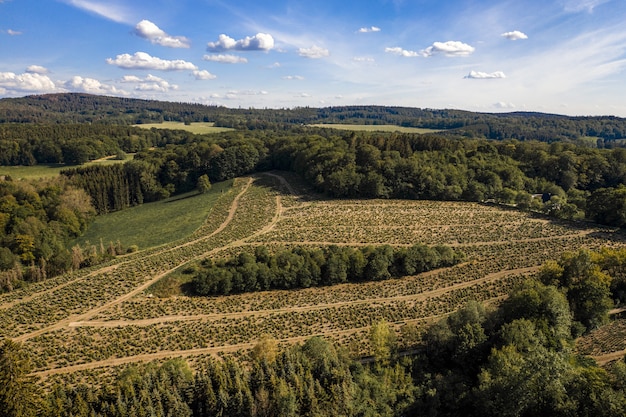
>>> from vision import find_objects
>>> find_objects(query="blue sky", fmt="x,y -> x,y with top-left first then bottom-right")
1,0 -> 626,116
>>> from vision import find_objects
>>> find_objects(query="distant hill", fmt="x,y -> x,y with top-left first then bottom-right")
1,93 -> 626,143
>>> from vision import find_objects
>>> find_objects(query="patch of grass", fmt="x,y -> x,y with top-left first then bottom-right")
308,123 -> 442,134
0,155 -> 133,180
133,121 -> 234,134
74,179 -> 233,250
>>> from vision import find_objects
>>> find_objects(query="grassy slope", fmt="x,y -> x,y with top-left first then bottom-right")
0,155 -> 133,180
74,179 -> 233,250
308,123 -> 442,133
133,121 -> 234,134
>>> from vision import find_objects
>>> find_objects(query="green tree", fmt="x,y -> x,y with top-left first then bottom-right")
196,174 -> 212,194
0,340 -> 42,417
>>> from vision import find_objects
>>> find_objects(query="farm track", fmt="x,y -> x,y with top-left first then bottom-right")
6,171 -> 625,381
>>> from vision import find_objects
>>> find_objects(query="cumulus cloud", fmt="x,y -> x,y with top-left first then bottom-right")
207,33 -> 274,52
64,75 -> 126,94
298,45 -> 330,58
120,75 -> 142,83
494,102 -> 516,109
117,74 -> 177,92
283,75 -> 304,80
358,26 -> 381,33
465,70 -> 506,79
0,71 -> 57,92
6,29 -> 22,35
420,41 -> 475,57
26,65 -> 49,74
203,54 -> 248,64
106,52 -> 198,71
501,30 -> 528,40
385,47 -> 420,57
134,20 -> 190,48
192,70 -> 217,80
353,56 -> 375,62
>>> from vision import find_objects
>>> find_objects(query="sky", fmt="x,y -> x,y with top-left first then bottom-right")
1,0 -> 626,116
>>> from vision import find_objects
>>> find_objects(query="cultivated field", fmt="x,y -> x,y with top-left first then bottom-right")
133,121 -> 234,134
308,123 -> 442,133
2,171 -> 625,387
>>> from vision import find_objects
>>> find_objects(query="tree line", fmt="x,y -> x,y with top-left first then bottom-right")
191,244 -> 462,296
2,93 -> 626,143
4,248 -> 626,416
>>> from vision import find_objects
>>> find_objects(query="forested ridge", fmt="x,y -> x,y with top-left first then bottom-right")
2,93 -> 626,142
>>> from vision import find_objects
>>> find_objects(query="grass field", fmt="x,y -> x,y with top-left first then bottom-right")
133,121 -> 234,134
74,180 -> 233,250
0,155 -> 132,180
308,123 -> 442,133
2,171 -> 625,387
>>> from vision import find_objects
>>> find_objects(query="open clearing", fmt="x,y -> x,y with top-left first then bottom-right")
308,123 -> 442,133
133,121 -> 234,134
0,155 -> 132,180
2,171 -> 625,385
75,179 -> 233,250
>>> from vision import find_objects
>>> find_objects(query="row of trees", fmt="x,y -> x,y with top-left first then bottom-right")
4,248 -> 626,416
191,244 -> 462,296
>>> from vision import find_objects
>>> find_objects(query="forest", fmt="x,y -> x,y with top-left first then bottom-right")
3,94 -> 626,416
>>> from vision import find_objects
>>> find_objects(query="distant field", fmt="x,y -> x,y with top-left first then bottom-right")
0,155 -> 132,180
74,179 -> 233,250
133,121 -> 234,134
309,123 -> 442,133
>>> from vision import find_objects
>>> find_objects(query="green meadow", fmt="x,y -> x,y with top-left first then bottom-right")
0,155 -> 132,180
308,123 -> 442,133
133,121 -> 234,134
74,179 -> 233,250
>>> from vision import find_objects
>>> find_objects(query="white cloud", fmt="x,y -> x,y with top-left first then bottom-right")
353,56 -> 375,63
134,20 -> 190,48
0,72 -> 57,92
385,47 -> 420,57
117,74 -> 177,92
6,29 -> 22,36
358,26 -> 381,33
298,45 -> 330,58
106,52 -> 198,71
62,0 -> 133,24
120,75 -> 142,83
64,75 -> 126,94
561,0 -> 610,12
192,70 -> 217,80
465,70 -> 506,79
420,41 -> 475,57
207,33 -> 274,52
494,102 -> 516,109
26,65 -> 49,74
501,30 -> 528,40
283,75 -> 304,80
202,54 -> 248,64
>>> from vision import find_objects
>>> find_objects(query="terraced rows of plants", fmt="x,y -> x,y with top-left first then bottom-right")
576,318 -> 626,357
4,171 -> 626,386
250,200 -> 604,245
